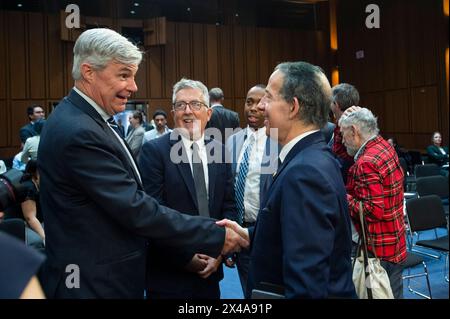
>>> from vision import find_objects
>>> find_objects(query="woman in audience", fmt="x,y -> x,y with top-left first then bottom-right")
19,160 -> 45,248
21,119 -> 45,163
426,132 -> 449,167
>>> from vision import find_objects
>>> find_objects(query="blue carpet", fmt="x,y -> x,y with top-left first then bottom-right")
220,228 -> 448,299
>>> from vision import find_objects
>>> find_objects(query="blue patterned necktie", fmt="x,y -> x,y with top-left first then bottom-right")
234,135 -> 255,225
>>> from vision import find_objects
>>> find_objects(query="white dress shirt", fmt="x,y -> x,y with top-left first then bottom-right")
279,129 -> 319,163
236,126 -> 268,223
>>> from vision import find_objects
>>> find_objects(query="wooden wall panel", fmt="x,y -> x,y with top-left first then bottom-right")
411,86 -> 439,133
218,26 -> 234,103
233,26 -> 245,98
0,12 -> 6,99
360,92 -> 385,131
0,101 -> 7,147
134,50 -> 148,99
244,27 -> 259,88
384,89 -> 410,133
177,23 -> 192,79
234,98 -> 246,128
164,22 -> 177,98
257,28 -> 271,85
47,14 -> 64,99
192,24 -> 206,84
0,11 -> 329,156
148,47 -> 163,98
28,13 -> 46,99
206,25 -> 219,88
8,12 -> 27,99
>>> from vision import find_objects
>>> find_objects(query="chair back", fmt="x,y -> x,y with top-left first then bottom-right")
415,164 -> 441,178
0,218 -> 26,242
416,175 -> 449,199
406,195 -> 447,232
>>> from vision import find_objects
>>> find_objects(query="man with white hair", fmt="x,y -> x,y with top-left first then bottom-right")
38,28 -> 247,298
338,106 -> 406,299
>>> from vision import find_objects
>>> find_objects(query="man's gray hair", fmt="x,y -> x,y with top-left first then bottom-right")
275,61 -> 331,128
172,78 -> 210,106
72,28 -> 143,80
338,107 -> 379,139
209,87 -> 224,103
331,83 -> 360,111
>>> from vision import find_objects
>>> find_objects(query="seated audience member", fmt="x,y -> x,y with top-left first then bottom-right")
142,109 -> 172,144
0,232 -> 45,298
426,131 -> 449,168
21,119 -> 45,163
19,160 -> 45,250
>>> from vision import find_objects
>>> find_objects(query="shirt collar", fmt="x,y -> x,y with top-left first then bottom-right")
279,129 -> 319,163
181,133 -> 206,151
73,86 -> 110,122
354,134 -> 378,161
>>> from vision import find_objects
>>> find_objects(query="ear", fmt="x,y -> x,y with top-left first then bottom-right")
206,107 -> 213,121
288,96 -> 300,120
80,63 -> 95,82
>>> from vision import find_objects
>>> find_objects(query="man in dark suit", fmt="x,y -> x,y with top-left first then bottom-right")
206,87 -> 240,144
37,28 -> 247,299
218,62 -> 356,298
19,104 -> 45,146
139,78 -> 236,298
225,84 -> 278,296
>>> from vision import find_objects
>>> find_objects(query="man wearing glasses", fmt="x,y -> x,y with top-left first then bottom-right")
139,78 -> 236,298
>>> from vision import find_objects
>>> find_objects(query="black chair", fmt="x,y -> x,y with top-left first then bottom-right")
414,164 -> 441,178
402,252 -> 432,299
405,195 -> 449,280
416,175 -> 449,216
0,218 -> 26,242
400,157 -> 416,193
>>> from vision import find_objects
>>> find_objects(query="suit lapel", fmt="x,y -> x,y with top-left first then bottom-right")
206,139 -> 218,210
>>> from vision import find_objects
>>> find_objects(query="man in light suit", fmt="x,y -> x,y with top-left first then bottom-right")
219,62 -> 356,298
139,78 -> 236,299
225,84 -> 277,296
125,110 -> 145,158
37,28 -> 247,299
206,87 -> 240,144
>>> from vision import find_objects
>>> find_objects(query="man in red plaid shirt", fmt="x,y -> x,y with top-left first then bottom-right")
339,106 -> 407,299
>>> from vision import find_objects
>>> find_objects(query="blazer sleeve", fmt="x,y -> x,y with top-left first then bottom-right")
138,141 -> 165,205
63,129 -> 225,258
427,145 -> 448,164
280,166 -> 340,298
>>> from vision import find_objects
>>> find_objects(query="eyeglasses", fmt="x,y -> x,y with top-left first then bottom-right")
173,101 -> 208,111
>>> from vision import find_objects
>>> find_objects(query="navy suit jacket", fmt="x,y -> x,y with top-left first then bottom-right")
206,105 -> 240,144
19,122 -> 37,144
139,132 -> 236,296
247,131 -> 356,299
38,89 -> 225,298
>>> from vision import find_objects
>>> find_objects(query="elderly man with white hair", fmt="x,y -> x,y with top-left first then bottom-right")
338,106 -> 407,299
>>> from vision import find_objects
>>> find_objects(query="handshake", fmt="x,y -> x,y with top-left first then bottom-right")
184,219 -> 251,279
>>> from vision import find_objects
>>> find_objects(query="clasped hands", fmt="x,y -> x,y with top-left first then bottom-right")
185,219 -> 250,278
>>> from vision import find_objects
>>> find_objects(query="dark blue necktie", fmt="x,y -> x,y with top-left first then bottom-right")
107,117 -> 124,138
234,135 -> 255,225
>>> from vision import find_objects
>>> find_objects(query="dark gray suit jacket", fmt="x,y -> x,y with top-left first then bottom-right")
206,105 -> 240,144
38,89 -> 225,298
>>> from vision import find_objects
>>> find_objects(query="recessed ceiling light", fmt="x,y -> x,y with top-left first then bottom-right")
187,7 -> 191,12
133,2 -> 139,7
130,10 -> 136,14
17,3 -> 23,7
